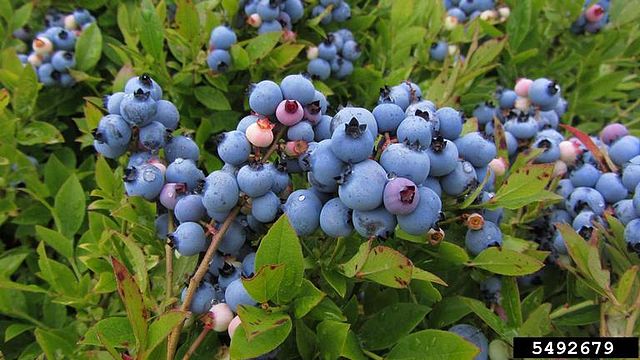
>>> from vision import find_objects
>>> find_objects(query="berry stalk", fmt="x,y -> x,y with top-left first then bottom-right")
166,206 -> 241,360
181,325 -> 211,360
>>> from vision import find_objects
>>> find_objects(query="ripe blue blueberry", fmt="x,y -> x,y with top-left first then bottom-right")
440,160 -> 478,196
203,171 -> 240,213
165,136 -> 199,163
125,74 -> 163,101
569,163 -> 601,188
170,222 -> 207,256
174,194 -> 206,223
249,80 -> 284,116
330,118 -> 374,163
608,135 -> 640,167
595,172 -> 628,204
448,324 -> 489,360
566,187 -> 606,217
330,107 -> 378,138
380,143 -> 430,185
457,132 -> 496,168
237,163 -> 274,197
373,102 -> 405,134
225,279 -> 258,313
149,99 -> 180,130
217,130 -> 251,166
119,89 -> 158,127
166,158 -> 205,191
251,191 -> 280,223
280,74 -> 315,105
207,49 -> 231,73
427,137 -> 459,177
430,41 -> 448,61
209,25 -> 237,50
320,197 -> 354,238
181,282 -> 216,314
338,160 -> 387,211
352,207 -> 397,239
283,189 -> 323,236
218,220 -> 247,255
397,186 -> 442,235
123,164 -> 164,200
529,78 -> 560,111
138,121 -> 168,151
465,221 -> 503,256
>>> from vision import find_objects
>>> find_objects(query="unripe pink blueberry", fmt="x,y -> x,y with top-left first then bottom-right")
285,140 -> 308,157
488,157 -> 507,177
307,46 -> 319,60
276,100 -> 304,126
383,177 -> 420,215
498,6 -> 510,20
159,183 -> 184,210
585,4 -> 605,23
480,10 -> 498,21
599,123 -> 629,145
28,54 -> 43,67
514,96 -> 531,111
444,16 -> 459,30
228,315 -> 242,338
64,15 -> 77,30
553,160 -> 568,177
209,303 -> 234,332
514,78 -> 533,97
282,30 -> 297,43
246,118 -> 275,147
33,36 -> 53,56
559,140 -> 581,164
247,13 -> 262,28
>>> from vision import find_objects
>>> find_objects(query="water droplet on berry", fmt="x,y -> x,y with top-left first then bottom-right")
298,195 -> 306,201
143,169 -> 157,182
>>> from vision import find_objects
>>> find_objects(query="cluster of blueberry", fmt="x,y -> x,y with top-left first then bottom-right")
443,0 -> 510,27
541,122 -> 640,257
207,25 -> 237,73
306,29 -> 360,80
311,0 -> 351,25
15,9 -> 96,87
242,0 -> 304,35
571,0 -> 610,34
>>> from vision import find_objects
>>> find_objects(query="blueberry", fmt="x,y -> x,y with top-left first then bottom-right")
440,160 -> 478,196
307,58 -> 331,80
566,187 -> 606,217
549,209 -> 572,226
138,121 -> 168,150
330,107 -> 378,138
217,130 -> 251,166
435,107 -> 463,140
430,41 -> 448,61
209,25 -> 237,50
397,186 -> 442,235
595,172 -> 628,203
342,40 -> 361,61
218,220 -> 247,255
465,221 -> 503,256
314,115 -> 333,141
181,282 -> 216,314
237,163 -> 274,197
531,137 -> 560,164
447,8 -> 467,22
335,59 -> 354,79
318,39 -> 338,60
165,136 -> 199,163
258,20 -> 283,33
480,192 -> 503,224
150,99 -> 180,130
128,152 -> 158,168
50,28 -> 76,51
556,179 -> 574,199
284,0 -> 304,22
332,2 -> 351,22
174,194 -> 206,223
352,207 -> 397,239
622,155 -> 640,191
320,197 -> 354,237
380,143 -> 430,184
119,89 -> 158,127
572,210 -> 600,236
203,171 -> 239,213
338,160 -> 387,211
37,63 -> 57,87
422,177 -> 442,197
249,81 -> 283,116
155,213 -> 169,239
457,132 -> 496,168
529,78 -> 560,111
207,49 -> 232,73
242,252 -> 257,277
94,114 -> 132,149
383,177 -> 420,215
123,164 -> 164,200
330,118 -> 374,163
449,324 -> 489,360
124,74 -> 163,101
427,137 -> 459,177
537,110 -> 559,130
397,115 -> 434,148
266,163 -> 291,194
480,276 -> 501,304
569,163 -> 601,188
225,279 -> 258,312
105,92 -> 126,115
170,222 -> 207,256
373,102 -> 405,134
208,252 -> 225,277
473,103 -> 496,126
609,135 -> 640,167
218,262 -> 242,290
251,191 -> 280,223
552,230 -> 567,255
257,0 -> 280,21
166,158 -> 205,191
504,115 -> 538,140
624,219 -> 640,255
280,74 -> 316,105
51,50 -> 75,71
283,190 -> 323,236
287,121 -> 315,142
497,89 -> 517,109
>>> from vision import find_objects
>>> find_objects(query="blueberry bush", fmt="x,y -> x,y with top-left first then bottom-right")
2,0 -> 640,359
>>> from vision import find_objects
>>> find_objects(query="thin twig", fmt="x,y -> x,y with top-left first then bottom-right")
166,206 -> 241,360
165,212 -> 175,310
262,126 -> 287,162
181,326 -> 211,360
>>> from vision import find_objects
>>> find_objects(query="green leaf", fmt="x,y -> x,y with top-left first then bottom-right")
557,224 -> 609,296
35,226 -> 73,260
500,277 -> 523,328
37,242 -> 78,296
307,298 -> 347,322
521,287 -> 544,320
111,257 -> 148,351
255,215 -> 304,303
316,320 -> 350,360
242,264 -> 286,303
428,296 -> 472,329
230,44 -> 250,70
467,37 -> 506,70
468,247 -> 544,276
53,174 -> 85,237
82,317 -> 135,348
231,307 -> 292,359
460,297 -> 506,338
266,44 -> 305,68
75,23 -> 103,71
139,0 -> 165,61
222,0 -> 240,19
412,267 -> 447,286
519,303 -> 552,337
12,65 -> 39,118
355,245 -> 413,288
340,240 -> 371,277
17,121 -> 64,145
194,86 -> 231,111
295,319 -> 316,360
175,0 -> 200,46
44,154 -> 73,195
387,329 -> 480,360
359,303 -> 430,350
246,32 -> 281,62
95,155 -> 119,195
35,328 -> 75,359
0,252 -> 29,278
506,0 -> 532,51
321,267 -> 347,298
487,164 -> 561,210
291,279 -> 325,318
5,323 -> 34,342
144,310 -> 186,356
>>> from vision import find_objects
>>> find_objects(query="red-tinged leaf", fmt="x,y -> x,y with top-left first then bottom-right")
111,257 -> 148,351
560,124 -> 616,172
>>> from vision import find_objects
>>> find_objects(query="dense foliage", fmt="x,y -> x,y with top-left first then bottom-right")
1,0 -> 640,359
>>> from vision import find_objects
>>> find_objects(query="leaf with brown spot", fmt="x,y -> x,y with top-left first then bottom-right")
237,305 -> 291,342
486,163 -> 562,210
356,246 -> 413,288
111,257 -> 148,351
242,263 -> 285,303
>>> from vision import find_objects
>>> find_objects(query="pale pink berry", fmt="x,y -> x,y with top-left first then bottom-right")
282,30 -> 297,43
444,16 -> 459,30
276,100 -> 304,126
159,183 -> 184,210
514,96 -> 531,111
246,118 -> 275,147
585,4 -> 605,23
32,36 -> 53,56
514,78 -> 533,97
209,303 -> 234,332
228,315 -> 242,338
488,157 -> 507,177
28,54 -> 43,67
559,140 -> 580,164
553,160 -> 568,177
480,10 -> 498,21
498,6 -> 510,20
285,140 -> 308,157
247,13 -> 262,28
307,46 -> 319,60
64,15 -> 77,30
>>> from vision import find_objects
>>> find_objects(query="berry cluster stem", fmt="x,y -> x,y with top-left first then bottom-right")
165,212 -> 175,310
166,206 -> 241,360
262,125 -> 288,162
181,326 -> 211,360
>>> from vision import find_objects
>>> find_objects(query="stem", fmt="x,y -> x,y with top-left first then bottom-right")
362,349 -> 384,360
625,289 -> 640,336
166,206 -> 241,360
165,211 -> 175,311
262,126 -> 287,162
181,326 -> 211,360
